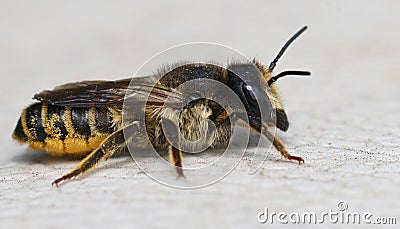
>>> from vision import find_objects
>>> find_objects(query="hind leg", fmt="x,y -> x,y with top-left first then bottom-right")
52,122 -> 140,186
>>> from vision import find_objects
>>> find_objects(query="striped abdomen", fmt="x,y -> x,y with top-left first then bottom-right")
12,103 -> 121,156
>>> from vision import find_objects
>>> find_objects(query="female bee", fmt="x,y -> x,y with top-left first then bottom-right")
13,26 -> 310,185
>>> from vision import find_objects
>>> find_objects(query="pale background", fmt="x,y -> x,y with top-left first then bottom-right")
1,0 -> 399,228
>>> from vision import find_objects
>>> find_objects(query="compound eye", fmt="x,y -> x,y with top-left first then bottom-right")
242,84 -> 257,107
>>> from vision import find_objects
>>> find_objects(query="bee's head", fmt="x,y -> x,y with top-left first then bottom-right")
226,64 -> 285,130
227,26 -> 310,132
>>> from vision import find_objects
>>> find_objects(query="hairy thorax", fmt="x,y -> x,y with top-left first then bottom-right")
145,99 -> 231,152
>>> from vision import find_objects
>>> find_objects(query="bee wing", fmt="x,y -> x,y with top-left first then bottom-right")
34,77 -> 184,108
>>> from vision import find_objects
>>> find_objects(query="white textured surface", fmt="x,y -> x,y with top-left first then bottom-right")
1,1 -> 399,228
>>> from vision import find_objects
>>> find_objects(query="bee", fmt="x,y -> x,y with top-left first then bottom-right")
12,26 -> 310,186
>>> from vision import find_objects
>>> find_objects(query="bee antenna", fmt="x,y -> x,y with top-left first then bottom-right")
268,26 -> 308,72
268,70 -> 310,86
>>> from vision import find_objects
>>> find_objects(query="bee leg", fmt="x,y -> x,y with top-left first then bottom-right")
161,118 -> 185,178
52,122 -> 139,186
233,112 -> 304,163
261,125 -> 304,164
168,144 -> 185,178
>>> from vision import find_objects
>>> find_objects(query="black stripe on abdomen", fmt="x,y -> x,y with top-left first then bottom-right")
71,107 -> 91,136
25,103 -> 47,142
95,107 -> 114,134
47,104 -> 68,140
13,117 -> 28,141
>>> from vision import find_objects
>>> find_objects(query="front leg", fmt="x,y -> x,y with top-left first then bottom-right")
233,112 -> 304,164
260,123 -> 304,164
